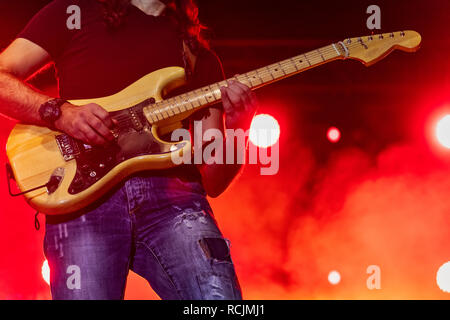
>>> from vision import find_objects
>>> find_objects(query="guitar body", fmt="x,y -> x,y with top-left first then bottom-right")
6,66 -> 194,215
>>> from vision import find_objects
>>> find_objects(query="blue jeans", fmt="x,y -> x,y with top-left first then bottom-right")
44,173 -> 242,300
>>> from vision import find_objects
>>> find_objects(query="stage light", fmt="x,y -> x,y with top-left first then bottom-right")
437,261 -> 450,293
436,115 -> 450,149
249,114 -> 280,148
328,270 -> 341,285
327,126 -> 341,143
42,260 -> 50,286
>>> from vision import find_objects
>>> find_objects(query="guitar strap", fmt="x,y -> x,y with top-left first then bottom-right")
182,40 -> 198,80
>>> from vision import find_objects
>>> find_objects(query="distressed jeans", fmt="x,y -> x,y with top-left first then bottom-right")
44,174 -> 242,300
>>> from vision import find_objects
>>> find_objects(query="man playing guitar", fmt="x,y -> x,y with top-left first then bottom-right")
0,0 -> 257,299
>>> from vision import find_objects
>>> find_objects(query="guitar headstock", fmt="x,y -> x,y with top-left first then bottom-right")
339,30 -> 422,66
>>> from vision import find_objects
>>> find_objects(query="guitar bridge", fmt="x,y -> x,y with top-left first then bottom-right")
56,134 -> 80,161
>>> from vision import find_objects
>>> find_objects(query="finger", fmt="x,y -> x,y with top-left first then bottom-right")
233,80 -> 251,92
79,123 -> 107,145
232,81 -> 254,108
224,83 -> 246,108
87,116 -> 115,141
72,129 -> 89,143
220,86 -> 234,114
89,104 -> 114,128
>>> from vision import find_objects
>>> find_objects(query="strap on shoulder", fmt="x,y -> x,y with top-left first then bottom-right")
182,41 -> 198,79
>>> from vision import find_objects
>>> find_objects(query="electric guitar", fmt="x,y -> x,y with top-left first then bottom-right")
6,31 -> 422,215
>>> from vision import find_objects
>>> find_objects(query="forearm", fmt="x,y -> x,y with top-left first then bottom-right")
198,136 -> 247,197
0,70 -> 50,125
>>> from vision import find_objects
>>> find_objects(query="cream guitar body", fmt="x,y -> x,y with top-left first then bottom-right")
6,31 -> 422,215
6,67 -> 192,215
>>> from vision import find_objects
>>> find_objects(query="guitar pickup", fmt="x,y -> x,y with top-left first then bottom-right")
56,134 -> 80,161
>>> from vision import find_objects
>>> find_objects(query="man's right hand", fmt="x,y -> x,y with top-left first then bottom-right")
55,103 -> 117,146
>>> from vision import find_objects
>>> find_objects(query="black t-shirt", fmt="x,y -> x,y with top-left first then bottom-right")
17,0 -> 225,205
18,0 -> 224,99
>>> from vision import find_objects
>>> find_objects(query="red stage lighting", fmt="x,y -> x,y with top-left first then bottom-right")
327,127 -> 341,143
249,114 -> 280,148
436,115 -> 450,149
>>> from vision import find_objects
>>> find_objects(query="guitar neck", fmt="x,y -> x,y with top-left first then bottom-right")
143,43 -> 346,123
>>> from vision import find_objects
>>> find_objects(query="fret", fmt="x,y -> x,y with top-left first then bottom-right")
140,40 -> 348,126
278,62 -> 287,75
175,96 -> 187,112
195,89 -> 208,105
243,73 -> 254,87
202,86 -> 216,103
235,74 -> 250,87
160,106 -> 170,119
166,101 -> 175,116
281,59 -> 297,74
322,45 -> 338,60
292,56 -> 304,70
159,101 -> 170,116
147,110 -> 157,123
290,58 -> 299,72
177,93 -> 187,109
190,94 -> 201,108
168,99 -> 181,114
267,63 -> 285,79
245,71 -> 264,87
254,69 -> 266,85
209,84 -> 221,100
302,54 -> 311,66
183,96 -> 194,110
316,48 -> 325,62
174,103 -> 183,114
209,83 -> 221,99
159,108 -> 169,119
154,109 -> 163,120
162,100 -> 173,116
251,68 -> 268,83
217,80 -> 228,88
305,51 -> 323,65
158,101 -> 170,118
263,66 -> 275,81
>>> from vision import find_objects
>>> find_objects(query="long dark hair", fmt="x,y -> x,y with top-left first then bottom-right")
97,0 -> 209,51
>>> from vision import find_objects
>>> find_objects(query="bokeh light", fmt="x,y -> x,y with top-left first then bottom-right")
249,114 -> 280,148
327,127 -> 341,143
328,270 -> 341,285
437,261 -> 450,293
436,115 -> 450,149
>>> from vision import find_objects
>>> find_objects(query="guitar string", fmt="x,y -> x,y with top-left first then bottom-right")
141,42 -> 351,121
111,34 -> 404,127
111,41 -> 361,127
111,43 -> 352,127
